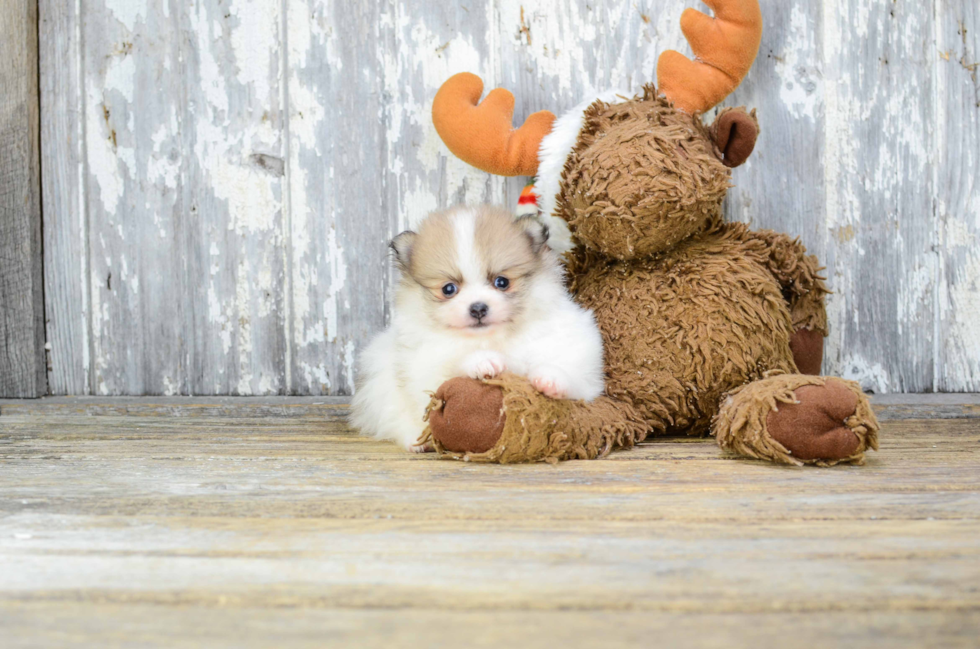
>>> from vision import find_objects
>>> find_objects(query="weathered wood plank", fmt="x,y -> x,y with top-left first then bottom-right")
72,1 -> 290,396
285,0 -> 390,395
180,1 -> 288,396
0,0 -> 46,398
39,0 -> 88,396
938,1 -> 980,391
0,396 -> 350,418
2,605 -> 978,649
822,0 -> 937,392
79,2 -> 187,395
0,414 -> 979,646
2,393 -> 979,420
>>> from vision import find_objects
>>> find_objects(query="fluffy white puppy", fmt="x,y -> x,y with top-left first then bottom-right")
351,205 -> 605,451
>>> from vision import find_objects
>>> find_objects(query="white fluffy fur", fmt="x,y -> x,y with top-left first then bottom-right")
351,208 -> 605,451
533,90 -> 629,254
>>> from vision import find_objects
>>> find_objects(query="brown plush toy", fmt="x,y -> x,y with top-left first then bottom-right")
422,0 -> 879,466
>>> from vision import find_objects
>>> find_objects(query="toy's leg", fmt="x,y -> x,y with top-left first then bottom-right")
789,328 -> 824,376
713,374 -> 879,466
422,373 -> 649,463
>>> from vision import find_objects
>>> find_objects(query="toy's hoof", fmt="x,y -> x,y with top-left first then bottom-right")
767,378 -> 860,461
428,377 -> 505,454
790,327 -> 824,375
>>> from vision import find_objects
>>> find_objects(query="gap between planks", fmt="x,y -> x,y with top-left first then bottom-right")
1,393 -> 979,420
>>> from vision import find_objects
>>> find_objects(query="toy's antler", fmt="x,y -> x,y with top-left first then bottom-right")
432,73 -> 556,176
657,0 -> 763,114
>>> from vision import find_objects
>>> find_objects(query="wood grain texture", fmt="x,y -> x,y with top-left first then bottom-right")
39,0 -> 88,395
286,0 -> 388,395
180,1 -> 288,396
938,0 -> 980,391
2,606 -> 978,649
36,0 -> 980,394
1,413 -> 979,646
2,393 -> 979,420
822,0 -> 937,392
79,1 -> 186,396
43,1 -> 291,396
0,0 -> 46,398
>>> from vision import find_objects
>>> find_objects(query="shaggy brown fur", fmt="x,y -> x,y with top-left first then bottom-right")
425,86 -> 880,466
560,88 -> 730,261
423,373 -> 647,464
715,374 -> 879,466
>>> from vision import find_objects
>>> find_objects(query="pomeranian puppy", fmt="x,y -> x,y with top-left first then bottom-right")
351,205 -> 604,451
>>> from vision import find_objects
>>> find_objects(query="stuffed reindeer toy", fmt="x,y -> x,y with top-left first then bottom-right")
419,0 -> 879,466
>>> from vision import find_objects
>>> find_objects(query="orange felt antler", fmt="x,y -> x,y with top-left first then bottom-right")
432,73 -> 556,176
657,0 -> 763,114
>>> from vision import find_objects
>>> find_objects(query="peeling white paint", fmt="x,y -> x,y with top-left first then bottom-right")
256,373 -> 276,395
343,339 -> 356,393
945,216 -> 978,248
499,1 -> 597,94
944,254 -> 980,386
228,0 -> 279,101
104,55 -> 136,103
897,263 -> 932,338
189,6 -> 230,116
85,53 -> 137,216
323,225 -> 347,343
234,257 -> 254,395
105,0 -> 146,31
837,353 -> 891,394
300,361 -> 331,391
775,4 -> 821,121
161,375 -> 179,396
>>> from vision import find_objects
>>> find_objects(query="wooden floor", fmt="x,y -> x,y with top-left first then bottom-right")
1,396 -> 979,648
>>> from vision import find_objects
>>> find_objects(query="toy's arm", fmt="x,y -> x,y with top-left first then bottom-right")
422,374 -> 650,464
738,227 -> 829,374
747,229 -> 828,330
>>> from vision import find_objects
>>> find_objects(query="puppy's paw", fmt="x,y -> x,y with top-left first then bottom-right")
529,366 -> 570,399
461,351 -> 506,380
410,442 -> 435,453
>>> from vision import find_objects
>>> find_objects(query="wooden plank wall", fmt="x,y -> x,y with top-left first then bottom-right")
36,0 -> 980,395
0,0 -> 46,398
939,1 -> 980,391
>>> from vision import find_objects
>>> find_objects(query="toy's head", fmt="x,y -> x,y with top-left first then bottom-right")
432,0 -> 763,260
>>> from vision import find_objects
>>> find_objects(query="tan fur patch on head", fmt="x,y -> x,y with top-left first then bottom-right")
402,206 -> 546,312
558,85 -> 731,261
473,206 -> 542,281
406,208 -> 460,289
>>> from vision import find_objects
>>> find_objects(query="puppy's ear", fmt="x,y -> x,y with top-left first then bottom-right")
516,217 -> 549,254
389,230 -> 417,272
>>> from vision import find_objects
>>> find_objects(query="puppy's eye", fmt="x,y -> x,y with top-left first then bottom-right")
441,283 -> 458,298
493,276 -> 510,291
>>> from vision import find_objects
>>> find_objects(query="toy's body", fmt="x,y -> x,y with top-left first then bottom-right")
572,221 -> 802,435
420,0 -> 880,466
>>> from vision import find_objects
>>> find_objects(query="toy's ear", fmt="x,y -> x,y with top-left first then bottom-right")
516,217 -> 549,254
390,231 -> 417,272
710,107 -> 758,168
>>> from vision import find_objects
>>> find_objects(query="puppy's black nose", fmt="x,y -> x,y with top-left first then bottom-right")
469,302 -> 489,320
